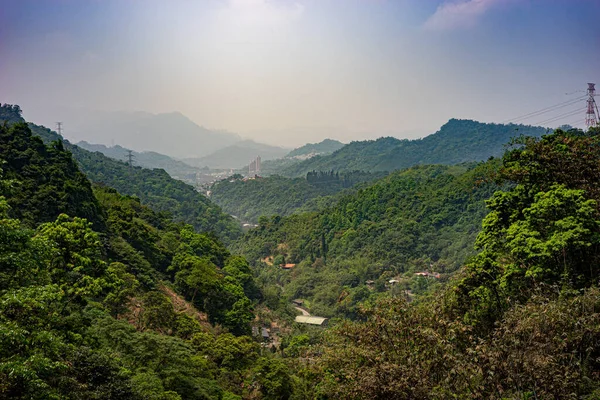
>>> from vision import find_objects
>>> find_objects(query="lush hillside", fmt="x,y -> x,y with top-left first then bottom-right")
184,140 -> 290,169
286,138 -> 345,158
311,127 -> 600,399
76,141 -> 201,182
0,109 -> 300,399
233,161 -> 501,318
0,105 -> 242,242
64,110 -> 240,158
235,139 -> 345,177
210,171 -> 385,223
5,100 -> 600,398
282,119 -> 546,176
0,109 -> 104,230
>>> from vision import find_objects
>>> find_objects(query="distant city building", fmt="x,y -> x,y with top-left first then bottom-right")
248,156 -> 261,176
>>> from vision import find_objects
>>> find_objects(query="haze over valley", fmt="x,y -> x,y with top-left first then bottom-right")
1,1 -> 600,399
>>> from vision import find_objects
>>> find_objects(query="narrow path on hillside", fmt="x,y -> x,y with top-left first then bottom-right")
294,306 -> 310,316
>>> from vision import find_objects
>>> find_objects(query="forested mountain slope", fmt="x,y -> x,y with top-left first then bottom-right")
0,105 -> 242,242
76,141 -> 201,182
282,119 -> 546,176
0,119 -> 105,230
5,101 -> 600,398
0,107 -> 296,399
210,171 -> 386,223
67,143 -> 242,242
311,127 -> 600,399
234,161 -> 501,317
285,139 -> 345,158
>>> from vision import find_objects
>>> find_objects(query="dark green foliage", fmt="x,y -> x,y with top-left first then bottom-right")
90,316 -> 223,400
95,185 -> 256,334
0,103 -> 23,124
454,130 -> 600,331
210,171 -> 384,223
0,122 -> 105,230
0,105 -> 292,399
95,185 -> 178,284
282,119 -> 546,177
249,357 -> 293,400
313,127 -> 600,399
0,198 -> 134,399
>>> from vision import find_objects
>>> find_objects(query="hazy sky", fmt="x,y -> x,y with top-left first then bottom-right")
1,0 -> 599,147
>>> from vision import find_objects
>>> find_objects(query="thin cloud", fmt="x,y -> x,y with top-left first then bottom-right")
224,0 -> 304,28
424,0 -> 500,31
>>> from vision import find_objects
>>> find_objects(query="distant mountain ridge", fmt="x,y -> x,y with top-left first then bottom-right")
286,138 -> 345,158
184,140 -> 290,169
65,110 -> 241,159
76,141 -> 201,181
280,119 -> 547,176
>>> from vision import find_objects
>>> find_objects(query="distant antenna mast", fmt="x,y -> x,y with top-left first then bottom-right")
56,122 -> 63,136
125,150 -> 135,168
585,83 -> 599,128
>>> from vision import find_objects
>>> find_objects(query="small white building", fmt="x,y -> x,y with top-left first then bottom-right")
295,316 -> 328,326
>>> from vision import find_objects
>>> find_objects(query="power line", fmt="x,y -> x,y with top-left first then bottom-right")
532,107 -> 585,126
562,117 -> 585,128
502,95 -> 587,124
533,108 -> 584,126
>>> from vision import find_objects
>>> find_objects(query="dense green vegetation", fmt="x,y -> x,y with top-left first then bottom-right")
310,127 -> 600,398
210,171 -> 386,223
0,111 -> 297,399
4,100 -> 600,399
233,162 -> 501,317
0,108 -> 242,243
0,119 -> 104,230
0,103 -> 24,124
68,145 -> 242,243
282,119 -> 546,177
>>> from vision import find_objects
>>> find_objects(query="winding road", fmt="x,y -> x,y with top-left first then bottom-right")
294,306 -> 310,316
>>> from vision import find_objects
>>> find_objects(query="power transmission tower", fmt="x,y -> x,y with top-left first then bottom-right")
56,122 -> 63,136
586,83 -> 599,128
125,150 -> 135,169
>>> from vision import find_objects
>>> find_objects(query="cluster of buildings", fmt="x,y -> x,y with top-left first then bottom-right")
248,156 -> 261,176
